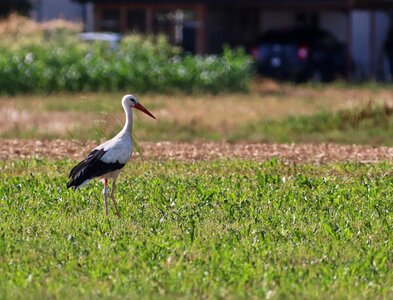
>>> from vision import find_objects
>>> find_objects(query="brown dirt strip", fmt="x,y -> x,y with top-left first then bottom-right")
0,139 -> 392,164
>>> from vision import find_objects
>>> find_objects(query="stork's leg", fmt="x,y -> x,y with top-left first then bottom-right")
110,179 -> 121,218
103,178 -> 109,216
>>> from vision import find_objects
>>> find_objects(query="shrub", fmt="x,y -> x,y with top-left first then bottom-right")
0,15 -> 253,94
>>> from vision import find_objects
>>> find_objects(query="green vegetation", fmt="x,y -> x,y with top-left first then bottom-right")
0,15 -> 253,95
0,158 -> 392,299
233,103 -> 393,145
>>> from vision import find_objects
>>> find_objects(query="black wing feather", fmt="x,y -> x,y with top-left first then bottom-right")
67,149 -> 125,189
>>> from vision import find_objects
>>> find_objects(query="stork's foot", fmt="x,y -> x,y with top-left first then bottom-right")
114,208 -> 121,218
110,195 -> 121,218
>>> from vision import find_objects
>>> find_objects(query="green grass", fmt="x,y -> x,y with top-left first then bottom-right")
233,103 -> 393,145
0,158 -> 392,299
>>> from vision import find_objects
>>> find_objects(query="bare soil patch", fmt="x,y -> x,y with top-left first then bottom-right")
1,139 -> 392,164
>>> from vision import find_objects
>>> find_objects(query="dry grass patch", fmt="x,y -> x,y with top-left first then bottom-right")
1,83 -> 393,142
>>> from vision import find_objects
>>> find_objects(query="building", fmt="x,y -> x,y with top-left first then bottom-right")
29,0 -> 94,30
74,0 -> 393,79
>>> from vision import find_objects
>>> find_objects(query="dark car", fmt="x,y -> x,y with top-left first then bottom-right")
252,27 -> 348,82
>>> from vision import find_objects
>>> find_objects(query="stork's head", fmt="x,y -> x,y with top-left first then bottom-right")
122,94 -> 156,119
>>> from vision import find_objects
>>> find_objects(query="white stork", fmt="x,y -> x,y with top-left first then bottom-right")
67,94 -> 156,217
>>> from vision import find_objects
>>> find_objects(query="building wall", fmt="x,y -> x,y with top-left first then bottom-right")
29,0 -> 94,30
259,10 -> 294,32
377,11 -> 392,80
207,7 -> 259,53
30,0 -> 82,21
351,10 -> 390,80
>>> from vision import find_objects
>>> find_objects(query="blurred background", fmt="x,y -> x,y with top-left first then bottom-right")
1,0 -> 393,146
24,0 -> 393,82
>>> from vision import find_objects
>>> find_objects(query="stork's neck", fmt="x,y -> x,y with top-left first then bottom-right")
122,104 -> 133,134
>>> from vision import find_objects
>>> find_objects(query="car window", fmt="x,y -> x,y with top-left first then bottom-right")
258,28 -> 339,47
318,32 -> 338,47
260,31 -> 297,44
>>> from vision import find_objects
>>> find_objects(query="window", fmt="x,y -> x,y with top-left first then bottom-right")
100,9 -> 120,32
127,9 -> 146,33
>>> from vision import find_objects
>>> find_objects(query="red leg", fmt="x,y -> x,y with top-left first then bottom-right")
110,179 -> 121,218
103,178 -> 109,216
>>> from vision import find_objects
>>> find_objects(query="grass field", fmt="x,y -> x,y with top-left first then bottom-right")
1,83 -> 392,299
1,82 -> 393,145
0,158 -> 392,299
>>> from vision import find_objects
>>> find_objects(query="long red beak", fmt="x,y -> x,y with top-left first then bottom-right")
134,102 -> 156,119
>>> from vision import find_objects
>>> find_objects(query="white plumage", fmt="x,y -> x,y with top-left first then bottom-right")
67,94 -> 156,217
98,133 -> 133,164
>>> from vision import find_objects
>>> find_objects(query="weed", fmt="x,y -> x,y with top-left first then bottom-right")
0,159 -> 392,298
